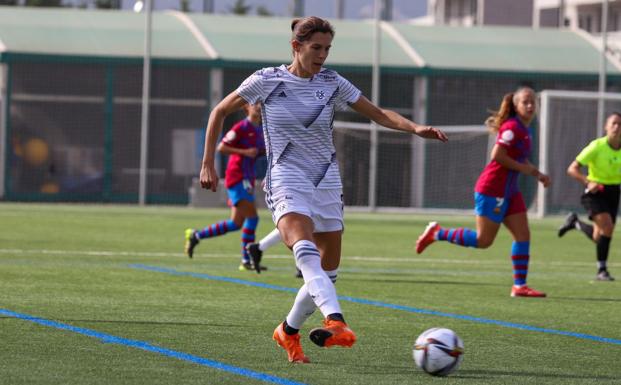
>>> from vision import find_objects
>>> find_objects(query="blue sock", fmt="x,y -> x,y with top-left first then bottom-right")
511,241 -> 530,286
196,219 -> 239,239
436,227 -> 478,248
241,217 -> 259,263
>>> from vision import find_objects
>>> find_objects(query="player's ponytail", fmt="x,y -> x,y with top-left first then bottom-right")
485,93 -> 516,133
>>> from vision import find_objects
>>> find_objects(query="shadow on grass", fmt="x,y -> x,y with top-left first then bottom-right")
0,317 -> 240,328
350,277 -> 505,287
550,296 -> 621,303
292,360 -> 621,382
456,369 -> 620,381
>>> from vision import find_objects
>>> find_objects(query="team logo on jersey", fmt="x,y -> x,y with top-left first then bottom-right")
224,130 -> 237,141
499,130 -> 514,145
315,90 -> 325,100
276,202 -> 287,213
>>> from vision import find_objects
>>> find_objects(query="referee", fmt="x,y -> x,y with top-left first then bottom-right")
558,112 -> 621,281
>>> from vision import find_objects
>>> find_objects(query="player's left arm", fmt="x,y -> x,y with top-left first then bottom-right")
349,96 -> 448,142
492,145 -> 551,187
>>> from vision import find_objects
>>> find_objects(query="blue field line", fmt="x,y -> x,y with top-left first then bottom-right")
129,264 -> 621,347
0,308 -> 307,385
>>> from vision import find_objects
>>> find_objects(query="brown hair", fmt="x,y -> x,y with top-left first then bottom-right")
291,16 -> 335,43
485,87 -> 534,133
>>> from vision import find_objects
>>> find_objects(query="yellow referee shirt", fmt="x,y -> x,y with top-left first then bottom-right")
576,137 -> 621,185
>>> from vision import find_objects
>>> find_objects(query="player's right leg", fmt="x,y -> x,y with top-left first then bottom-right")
245,228 -> 280,272
504,210 -> 546,298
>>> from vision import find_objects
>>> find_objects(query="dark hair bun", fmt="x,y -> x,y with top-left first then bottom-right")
291,18 -> 301,31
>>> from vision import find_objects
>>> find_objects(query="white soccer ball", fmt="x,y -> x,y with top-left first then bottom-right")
413,327 -> 464,376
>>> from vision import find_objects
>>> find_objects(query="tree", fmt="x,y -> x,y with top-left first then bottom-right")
25,0 -> 63,6
256,5 -> 272,16
94,0 -> 121,8
0,0 -> 19,5
229,0 -> 251,15
179,0 -> 190,12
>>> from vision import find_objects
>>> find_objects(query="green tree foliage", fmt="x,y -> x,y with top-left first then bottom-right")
256,5 -> 272,16
94,0 -> 121,8
25,0 -> 63,6
179,0 -> 190,12
228,0 -> 251,15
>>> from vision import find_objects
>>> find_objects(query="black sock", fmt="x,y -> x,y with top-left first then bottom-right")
327,313 -> 345,323
577,220 -> 594,241
283,320 -> 299,335
597,235 -> 611,272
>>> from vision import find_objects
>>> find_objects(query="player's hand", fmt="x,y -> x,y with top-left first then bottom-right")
244,147 -> 259,158
537,173 -> 551,188
199,164 -> 219,192
415,125 -> 448,142
585,181 -> 603,194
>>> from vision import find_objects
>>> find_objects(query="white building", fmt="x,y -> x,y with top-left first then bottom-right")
425,0 -> 533,26
536,0 -> 621,33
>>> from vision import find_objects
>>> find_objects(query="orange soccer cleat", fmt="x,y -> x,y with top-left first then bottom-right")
273,323 -> 310,363
416,222 -> 440,254
510,285 -> 547,298
309,319 -> 356,348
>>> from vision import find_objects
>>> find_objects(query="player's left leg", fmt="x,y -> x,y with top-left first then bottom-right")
416,192 -> 501,254
308,230 -> 355,348
503,209 -> 546,298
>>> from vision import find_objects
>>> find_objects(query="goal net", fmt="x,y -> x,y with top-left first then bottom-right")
538,90 -> 621,217
333,121 -> 491,213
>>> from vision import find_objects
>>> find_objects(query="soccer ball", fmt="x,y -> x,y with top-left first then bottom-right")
413,327 -> 464,376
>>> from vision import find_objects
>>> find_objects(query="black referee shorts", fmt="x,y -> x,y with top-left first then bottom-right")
580,184 -> 620,223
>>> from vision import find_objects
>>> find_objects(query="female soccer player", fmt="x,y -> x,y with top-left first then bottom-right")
416,87 -> 550,298
557,112 -> 621,281
184,102 -> 267,272
198,16 -> 447,363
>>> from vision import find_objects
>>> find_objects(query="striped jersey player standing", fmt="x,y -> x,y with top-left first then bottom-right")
416,87 -> 550,298
198,16 -> 447,363
185,103 -> 267,271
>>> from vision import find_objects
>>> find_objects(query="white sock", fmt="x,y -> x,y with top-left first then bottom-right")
285,269 -> 339,329
285,284 -> 316,330
259,228 -> 281,251
292,240 -> 341,318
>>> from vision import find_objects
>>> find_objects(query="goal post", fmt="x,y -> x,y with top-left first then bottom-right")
537,90 -> 621,218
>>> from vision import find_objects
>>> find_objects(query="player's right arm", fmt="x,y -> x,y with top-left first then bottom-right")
569,141 -> 601,193
217,142 -> 259,158
200,91 -> 248,191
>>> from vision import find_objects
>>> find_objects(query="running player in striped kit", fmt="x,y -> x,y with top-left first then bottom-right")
198,16 -> 447,363
185,103 -> 267,271
416,87 -> 549,298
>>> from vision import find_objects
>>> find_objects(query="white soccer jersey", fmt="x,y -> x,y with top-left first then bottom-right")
236,65 -> 361,190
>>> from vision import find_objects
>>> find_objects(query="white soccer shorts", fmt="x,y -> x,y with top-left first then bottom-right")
266,187 -> 344,232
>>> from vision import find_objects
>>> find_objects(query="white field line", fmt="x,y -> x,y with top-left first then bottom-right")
0,248 -> 617,268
